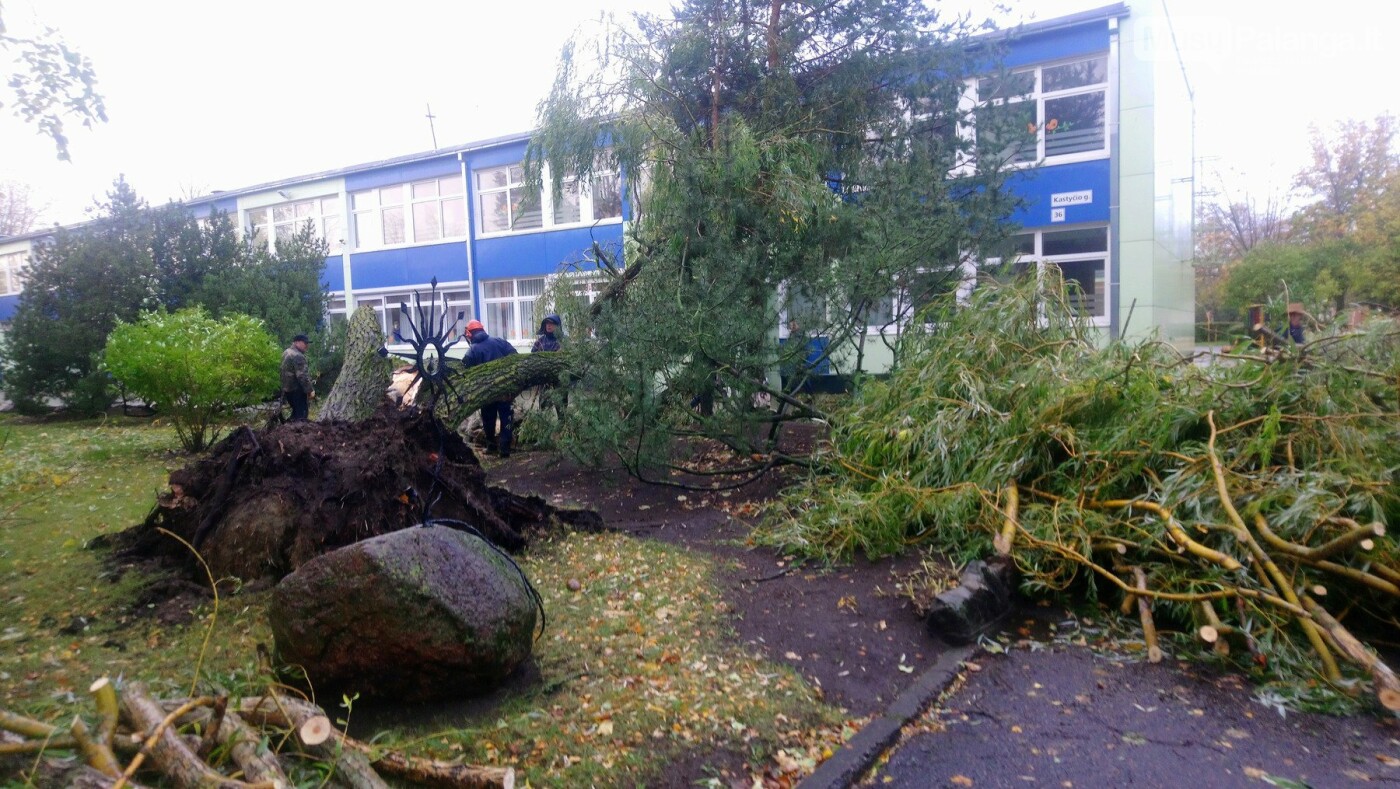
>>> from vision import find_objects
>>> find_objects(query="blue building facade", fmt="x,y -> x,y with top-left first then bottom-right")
0,1 -> 1192,357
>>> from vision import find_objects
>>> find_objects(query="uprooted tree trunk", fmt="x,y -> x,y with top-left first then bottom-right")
110,405 -> 601,582
319,305 -> 395,423
439,352 -> 573,430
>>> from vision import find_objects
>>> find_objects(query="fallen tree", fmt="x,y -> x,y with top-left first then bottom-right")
765,277 -> 1400,712
0,678 -> 514,788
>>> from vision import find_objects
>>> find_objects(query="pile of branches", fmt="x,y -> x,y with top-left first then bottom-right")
0,677 -> 514,788
767,276 -> 1400,711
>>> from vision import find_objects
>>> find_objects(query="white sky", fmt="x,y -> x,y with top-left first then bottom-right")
1,0 -> 1396,227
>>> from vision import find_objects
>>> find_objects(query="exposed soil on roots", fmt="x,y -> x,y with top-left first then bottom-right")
106,405 -> 601,583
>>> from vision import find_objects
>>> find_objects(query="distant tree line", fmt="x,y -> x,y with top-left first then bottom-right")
1196,114 -> 1399,339
1,178 -> 332,415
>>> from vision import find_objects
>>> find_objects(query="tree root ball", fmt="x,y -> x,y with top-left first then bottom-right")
109,405 -> 601,582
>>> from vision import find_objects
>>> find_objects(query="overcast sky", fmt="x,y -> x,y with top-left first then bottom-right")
1,0 -> 1396,227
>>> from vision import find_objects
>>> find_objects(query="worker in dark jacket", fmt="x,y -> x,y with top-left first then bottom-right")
531,313 -> 562,353
531,313 -> 566,414
462,319 -> 518,457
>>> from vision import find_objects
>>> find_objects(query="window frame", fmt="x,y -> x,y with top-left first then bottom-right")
983,224 -> 1111,324
330,283 -> 474,342
246,196 -> 344,254
473,159 -> 625,239
480,276 -> 547,342
0,250 -> 27,296
973,53 -> 1111,168
350,176 -> 468,253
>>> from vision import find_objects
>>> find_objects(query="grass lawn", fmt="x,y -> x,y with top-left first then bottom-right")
0,416 -> 853,787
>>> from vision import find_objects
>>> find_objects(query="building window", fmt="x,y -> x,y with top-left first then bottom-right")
975,54 -> 1108,166
410,177 -> 467,242
481,276 -> 546,341
246,197 -> 343,254
0,251 -> 26,296
476,165 -> 541,234
351,177 -> 467,251
984,226 -> 1109,320
332,286 -> 474,342
475,159 -> 624,236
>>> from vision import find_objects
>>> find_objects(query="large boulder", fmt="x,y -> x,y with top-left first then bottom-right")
268,524 -> 539,701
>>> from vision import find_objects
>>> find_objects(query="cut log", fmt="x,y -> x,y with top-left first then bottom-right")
90,677 -> 120,748
1133,568 -> 1163,663
1301,596 -> 1400,711
298,715 -> 331,746
70,714 -> 122,778
233,697 -> 387,789
193,696 -> 227,760
115,684 -> 242,789
223,712 -> 288,787
235,697 -> 514,788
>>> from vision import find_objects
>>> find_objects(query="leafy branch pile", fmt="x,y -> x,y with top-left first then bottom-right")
0,677 -> 515,788
764,277 -> 1400,710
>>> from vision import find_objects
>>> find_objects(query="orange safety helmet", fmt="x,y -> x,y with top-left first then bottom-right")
465,319 -> 484,333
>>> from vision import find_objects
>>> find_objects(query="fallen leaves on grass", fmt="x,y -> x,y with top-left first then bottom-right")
386,532 -> 850,787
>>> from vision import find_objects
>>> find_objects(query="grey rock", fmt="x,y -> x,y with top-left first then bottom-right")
269,525 -> 538,701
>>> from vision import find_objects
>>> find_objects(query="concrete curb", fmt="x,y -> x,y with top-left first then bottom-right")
797,644 -> 976,789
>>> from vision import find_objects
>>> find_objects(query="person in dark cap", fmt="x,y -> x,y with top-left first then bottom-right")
462,319 -> 518,456
532,313 -> 562,353
280,333 -> 315,421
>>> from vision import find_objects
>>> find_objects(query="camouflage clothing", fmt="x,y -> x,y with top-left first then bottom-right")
280,345 -> 312,394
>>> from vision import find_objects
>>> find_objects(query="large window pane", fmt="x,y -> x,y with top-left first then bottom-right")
382,205 -> 405,245
1042,227 -> 1108,256
977,101 -> 1037,165
323,215 -> 343,253
1051,259 -> 1106,317
1043,57 -> 1106,92
353,212 -> 380,249
979,71 -> 1035,102
413,201 -> 441,242
478,167 -> 509,190
592,173 -> 623,220
553,180 -> 581,224
512,189 -> 542,230
480,192 -> 510,233
485,301 -> 514,340
442,197 -> 466,237
1044,92 -> 1105,157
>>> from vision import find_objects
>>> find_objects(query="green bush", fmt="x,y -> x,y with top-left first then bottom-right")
105,308 -> 280,452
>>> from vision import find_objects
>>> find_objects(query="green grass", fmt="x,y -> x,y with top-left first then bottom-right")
0,416 -> 851,786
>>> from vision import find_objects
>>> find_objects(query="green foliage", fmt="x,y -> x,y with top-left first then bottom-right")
1,179 -> 328,413
527,0 -> 1019,477
188,218 -> 330,347
2,179 -> 158,414
761,275 -> 1400,702
1218,241 -> 1347,321
105,308 -> 280,452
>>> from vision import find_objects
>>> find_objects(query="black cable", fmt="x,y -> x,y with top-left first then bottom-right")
423,517 -> 547,642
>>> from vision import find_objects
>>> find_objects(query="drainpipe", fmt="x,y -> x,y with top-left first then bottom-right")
458,152 -> 479,322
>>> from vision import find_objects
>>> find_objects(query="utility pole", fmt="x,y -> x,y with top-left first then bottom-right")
425,103 -> 439,150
